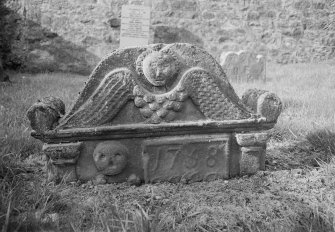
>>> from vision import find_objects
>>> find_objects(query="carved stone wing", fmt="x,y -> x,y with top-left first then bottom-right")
69,44 -> 164,115
57,68 -> 135,128
161,43 -> 241,104
181,67 -> 252,120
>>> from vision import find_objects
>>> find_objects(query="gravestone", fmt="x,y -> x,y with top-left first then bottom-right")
120,4 -> 151,48
220,50 -> 266,82
27,43 -> 282,185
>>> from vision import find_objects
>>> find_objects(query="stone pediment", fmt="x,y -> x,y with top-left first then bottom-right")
56,43 -> 256,129
27,43 -> 282,185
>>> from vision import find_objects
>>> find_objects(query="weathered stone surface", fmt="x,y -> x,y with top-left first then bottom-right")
93,141 -> 128,176
57,43 -> 252,128
32,120 -> 275,143
240,146 -> 266,175
236,132 -> 268,175
241,88 -> 268,112
26,97 -> 65,133
242,89 -> 282,122
257,92 -> 283,122
43,142 -> 82,183
43,142 -> 82,162
143,135 -> 230,183
220,50 -> 266,82
153,26 -> 204,47
27,43 -> 281,184
5,0 -> 335,73
235,133 -> 269,147
107,17 -> 120,28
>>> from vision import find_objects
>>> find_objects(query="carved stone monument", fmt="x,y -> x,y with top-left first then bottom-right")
27,43 -> 282,184
220,50 -> 266,82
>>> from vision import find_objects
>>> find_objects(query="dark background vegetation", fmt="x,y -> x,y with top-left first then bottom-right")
0,0 -> 23,70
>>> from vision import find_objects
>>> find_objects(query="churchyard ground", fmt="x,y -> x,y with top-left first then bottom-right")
1,62 -> 335,231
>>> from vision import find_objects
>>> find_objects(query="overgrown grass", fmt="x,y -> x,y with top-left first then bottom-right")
1,63 -> 335,231
0,72 -> 85,155
233,62 -> 335,141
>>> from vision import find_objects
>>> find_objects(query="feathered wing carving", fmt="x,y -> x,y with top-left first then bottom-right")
68,44 -> 165,115
57,68 -> 135,128
162,43 -> 241,104
181,68 -> 252,120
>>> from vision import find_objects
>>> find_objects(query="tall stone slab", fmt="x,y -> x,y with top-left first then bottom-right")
27,43 -> 281,185
120,4 -> 151,48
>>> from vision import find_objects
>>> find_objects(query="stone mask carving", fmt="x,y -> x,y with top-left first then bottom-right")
93,141 -> 128,176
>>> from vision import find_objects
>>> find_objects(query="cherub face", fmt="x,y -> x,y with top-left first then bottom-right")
142,51 -> 179,87
93,141 -> 128,176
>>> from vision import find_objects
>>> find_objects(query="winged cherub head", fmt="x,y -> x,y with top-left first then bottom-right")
137,50 -> 182,87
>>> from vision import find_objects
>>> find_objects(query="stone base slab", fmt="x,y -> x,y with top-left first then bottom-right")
240,146 -> 266,175
41,131 -> 269,184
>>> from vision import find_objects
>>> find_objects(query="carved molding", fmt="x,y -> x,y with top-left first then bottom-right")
43,142 -> 82,183
43,142 -> 82,162
236,132 -> 268,175
235,132 -> 269,147
32,120 -> 274,143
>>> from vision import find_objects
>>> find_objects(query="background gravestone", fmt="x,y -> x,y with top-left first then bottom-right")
119,4 -> 151,48
220,50 -> 266,82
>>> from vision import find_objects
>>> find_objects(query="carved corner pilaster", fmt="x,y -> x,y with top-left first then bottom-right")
235,132 -> 268,175
43,142 -> 82,183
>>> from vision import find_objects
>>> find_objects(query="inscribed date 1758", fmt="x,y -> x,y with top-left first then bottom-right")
142,135 -> 230,183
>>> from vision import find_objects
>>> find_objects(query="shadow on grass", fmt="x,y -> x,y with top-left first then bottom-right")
306,129 -> 335,159
293,209 -> 335,232
266,129 -> 335,171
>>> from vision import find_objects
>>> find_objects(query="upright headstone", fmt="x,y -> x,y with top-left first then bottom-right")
120,3 -> 151,48
26,43 -> 282,185
220,50 -> 266,82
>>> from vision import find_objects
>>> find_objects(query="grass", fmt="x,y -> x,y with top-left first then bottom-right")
1,62 -> 335,231
234,62 -> 335,140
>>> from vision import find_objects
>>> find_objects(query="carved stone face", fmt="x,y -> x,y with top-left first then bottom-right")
142,51 -> 179,87
93,141 -> 128,176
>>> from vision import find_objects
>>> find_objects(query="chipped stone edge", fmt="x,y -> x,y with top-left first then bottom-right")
31,119 -> 274,143
235,132 -> 269,175
43,142 -> 82,183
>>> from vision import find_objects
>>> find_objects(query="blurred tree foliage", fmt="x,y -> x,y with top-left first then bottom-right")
0,0 -> 22,70
0,0 -> 12,60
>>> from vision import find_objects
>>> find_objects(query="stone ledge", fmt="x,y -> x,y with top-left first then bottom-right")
32,119 -> 274,143
43,142 -> 82,161
235,132 -> 269,147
